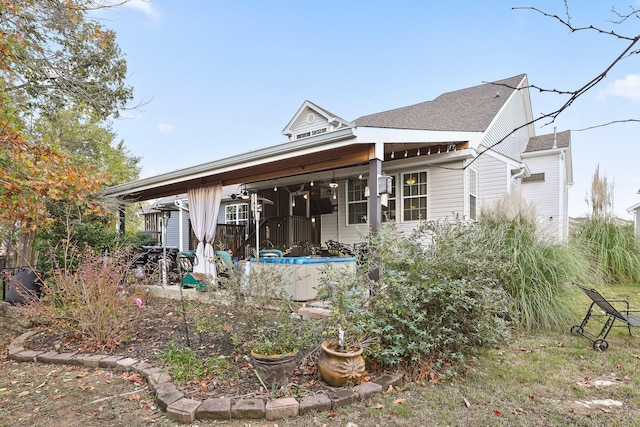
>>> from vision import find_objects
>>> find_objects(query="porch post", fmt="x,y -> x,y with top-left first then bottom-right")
368,158 -> 382,235
117,199 -> 126,235
368,144 -> 384,282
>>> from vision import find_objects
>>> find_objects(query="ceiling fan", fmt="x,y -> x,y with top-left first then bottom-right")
285,183 -> 306,196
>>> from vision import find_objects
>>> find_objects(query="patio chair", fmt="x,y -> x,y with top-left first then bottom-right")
570,283 -> 640,351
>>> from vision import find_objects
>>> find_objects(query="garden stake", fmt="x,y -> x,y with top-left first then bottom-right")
178,261 -> 190,347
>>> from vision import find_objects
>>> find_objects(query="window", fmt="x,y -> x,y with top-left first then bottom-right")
347,179 -> 368,224
311,127 -> 327,136
295,131 -> 311,140
402,171 -> 427,221
469,170 -> 478,221
225,203 -> 248,225
382,175 -> 396,222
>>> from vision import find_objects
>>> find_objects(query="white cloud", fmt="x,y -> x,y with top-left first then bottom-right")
598,74 -> 640,102
122,0 -> 160,19
119,112 -> 142,120
157,123 -> 175,133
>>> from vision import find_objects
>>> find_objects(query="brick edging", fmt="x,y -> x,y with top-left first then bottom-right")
7,331 -> 403,423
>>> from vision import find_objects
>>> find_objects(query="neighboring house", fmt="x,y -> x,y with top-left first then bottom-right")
107,74 -> 573,265
629,190 -> 640,235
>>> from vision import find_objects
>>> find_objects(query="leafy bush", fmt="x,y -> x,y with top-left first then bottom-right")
572,216 -> 640,284
319,194 -> 586,378
319,220 -> 515,378
27,245 -> 147,349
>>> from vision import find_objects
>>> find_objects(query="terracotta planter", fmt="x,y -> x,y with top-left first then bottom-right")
250,349 -> 298,387
317,339 -> 366,387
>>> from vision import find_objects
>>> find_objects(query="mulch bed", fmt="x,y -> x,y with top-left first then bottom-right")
22,296 -> 358,401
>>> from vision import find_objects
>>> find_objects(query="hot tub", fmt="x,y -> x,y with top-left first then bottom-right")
249,256 -> 356,301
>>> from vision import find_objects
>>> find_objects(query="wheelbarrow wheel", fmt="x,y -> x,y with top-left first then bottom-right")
570,325 -> 583,335
593,339 -> 609,351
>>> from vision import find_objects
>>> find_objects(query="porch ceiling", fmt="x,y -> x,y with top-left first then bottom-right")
107,143 -> 375,202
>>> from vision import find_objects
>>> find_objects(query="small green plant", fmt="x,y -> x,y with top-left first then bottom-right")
158,340 -> 231,382
247,304 -> 306,355
317,264 -> 375,353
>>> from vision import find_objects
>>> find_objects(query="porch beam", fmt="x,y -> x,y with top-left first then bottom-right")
114,144 -> 374,202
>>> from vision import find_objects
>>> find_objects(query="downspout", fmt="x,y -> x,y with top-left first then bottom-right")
512,163 -> 529,181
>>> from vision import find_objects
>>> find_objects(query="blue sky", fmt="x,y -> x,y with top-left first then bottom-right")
100,1 -> 640,219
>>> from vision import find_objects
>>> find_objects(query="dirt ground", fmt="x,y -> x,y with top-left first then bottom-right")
0,303 -> 179,427
0,297 -> 339,427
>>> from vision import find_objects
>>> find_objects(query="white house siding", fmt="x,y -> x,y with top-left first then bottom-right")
290,107 -> 329,137
428,163 -> 465,220
319,164 -> 466,247
479,153 -> 508,208
319,184 -> 358,245
521,152 -> 562,242
165,211 -> 190,251
482,89 -> 531,161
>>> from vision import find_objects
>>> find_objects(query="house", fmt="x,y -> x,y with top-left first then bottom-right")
629,189 -> 640,235
105,74 -> 573,276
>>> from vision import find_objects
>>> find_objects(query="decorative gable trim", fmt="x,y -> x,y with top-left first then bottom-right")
282,100 -> 352,140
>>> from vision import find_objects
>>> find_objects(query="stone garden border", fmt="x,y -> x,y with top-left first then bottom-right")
7,330 -> 404,423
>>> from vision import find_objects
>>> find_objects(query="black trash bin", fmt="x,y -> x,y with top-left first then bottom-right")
5,267 -> 43,304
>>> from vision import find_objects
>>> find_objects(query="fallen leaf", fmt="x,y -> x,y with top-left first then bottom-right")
51,394 -> 64,400
326,411 -> 337,417
493,410 -> 502,416
374,403 -> 385,409
393,398 -> 406,405
128,394 -> 140,401
17,391 -> 30,397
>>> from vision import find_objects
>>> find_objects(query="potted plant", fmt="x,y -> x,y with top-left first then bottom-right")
315,266 -> 376,387
317,324 -> 367,387
247,305 -> 303,388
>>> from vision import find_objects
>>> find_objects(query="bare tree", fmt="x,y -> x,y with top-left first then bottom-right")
465,2 -> 639,169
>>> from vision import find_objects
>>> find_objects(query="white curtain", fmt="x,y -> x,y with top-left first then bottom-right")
187,184 -> 222,277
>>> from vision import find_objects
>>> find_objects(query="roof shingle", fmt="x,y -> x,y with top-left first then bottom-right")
353,74 -> 526,132
525,130 -> 571,152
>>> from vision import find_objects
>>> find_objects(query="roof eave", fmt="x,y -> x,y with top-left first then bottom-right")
103,127 -> 357,198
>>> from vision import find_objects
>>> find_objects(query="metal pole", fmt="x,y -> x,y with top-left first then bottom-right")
251,192 -> 260,259
161,211 -> 169,286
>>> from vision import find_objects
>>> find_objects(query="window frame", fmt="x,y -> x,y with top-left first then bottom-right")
401,170 -> 428,222
225,203 -> 249,225
469,169 -> 478,221
346,179 -> 369,225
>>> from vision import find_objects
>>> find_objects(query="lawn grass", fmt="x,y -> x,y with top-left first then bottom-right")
274,283 -> 640,426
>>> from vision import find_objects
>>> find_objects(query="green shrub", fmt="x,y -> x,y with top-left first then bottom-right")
319,220 -> 515,378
